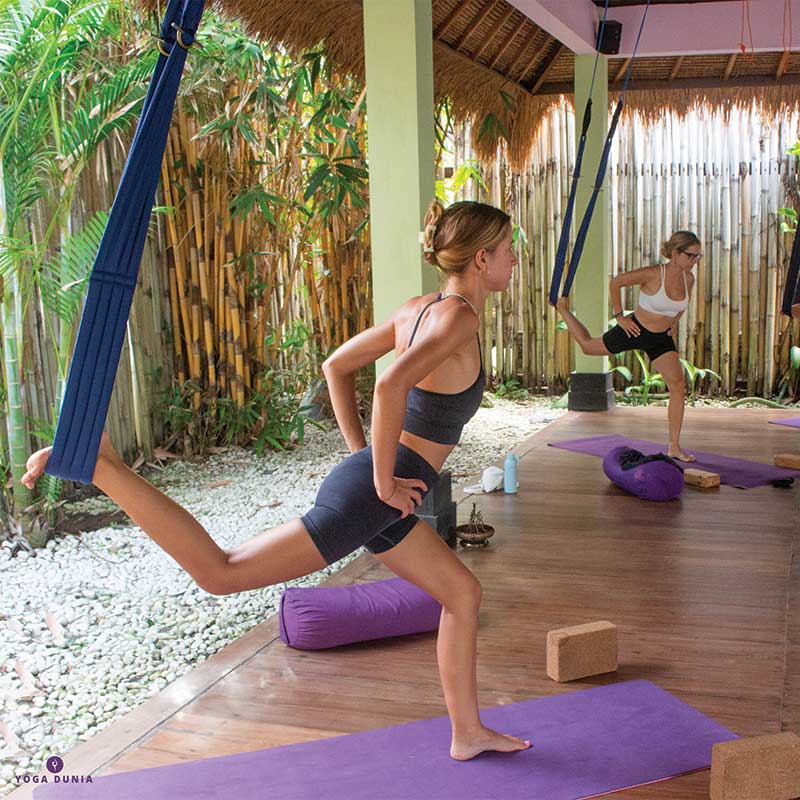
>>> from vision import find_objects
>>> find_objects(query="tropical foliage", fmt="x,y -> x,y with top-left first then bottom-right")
0,0 -> 371,540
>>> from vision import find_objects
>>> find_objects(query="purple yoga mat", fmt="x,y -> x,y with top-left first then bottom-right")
549,434 -> 800,489
34,680 -> 736,800
769,416 -> 800,428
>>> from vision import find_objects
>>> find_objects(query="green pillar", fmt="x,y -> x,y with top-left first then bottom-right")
569,54 -> 614,411
363,0 -> 438,375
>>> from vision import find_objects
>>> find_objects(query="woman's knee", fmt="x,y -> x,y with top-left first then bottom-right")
442,573 -> 482,616
666,376 -> 686,395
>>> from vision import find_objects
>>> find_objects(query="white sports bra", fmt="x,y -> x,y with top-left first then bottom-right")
637,265 -> 689,316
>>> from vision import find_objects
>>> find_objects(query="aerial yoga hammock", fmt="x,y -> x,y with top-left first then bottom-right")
45,0 -> 206,483
548,0 -> 653,307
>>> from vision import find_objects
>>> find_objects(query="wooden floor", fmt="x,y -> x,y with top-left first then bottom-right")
10,406 -> 800,799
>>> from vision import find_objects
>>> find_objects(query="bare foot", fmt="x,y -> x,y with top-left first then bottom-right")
668,446 -> 696,463
21,446 -> 53,490
450,726 -> 531,761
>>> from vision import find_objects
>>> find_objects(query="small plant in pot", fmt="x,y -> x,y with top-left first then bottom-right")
455,502 -> 495,548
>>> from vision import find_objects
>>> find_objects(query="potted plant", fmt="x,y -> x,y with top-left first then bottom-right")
455,502 -> 495,548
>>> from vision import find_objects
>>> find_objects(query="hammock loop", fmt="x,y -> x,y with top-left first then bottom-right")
173,24 -> 197,50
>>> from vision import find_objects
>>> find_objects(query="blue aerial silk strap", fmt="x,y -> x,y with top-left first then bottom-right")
548,0 -> 610,307
556,0 -> 653,302
45,0 -> 206,483
781,228 -> 800,315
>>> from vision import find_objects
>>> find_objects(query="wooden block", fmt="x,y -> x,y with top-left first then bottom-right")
546,621 -> 617,683
775,453 -> 800,470
684,468 -> 720,488
710,732 -> 800,800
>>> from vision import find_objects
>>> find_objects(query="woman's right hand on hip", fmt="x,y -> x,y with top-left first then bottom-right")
618,315 -> 641,337
378,477 -> 428,518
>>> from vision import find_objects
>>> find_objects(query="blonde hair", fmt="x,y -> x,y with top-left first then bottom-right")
421,199 -> 511,274
661,231 -> 701,260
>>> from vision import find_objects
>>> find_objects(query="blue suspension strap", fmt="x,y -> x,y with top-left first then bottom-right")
781,229 -> 800,315
555,0 -> 653,302
548,0 -> 610,307
45,0 -> 206,483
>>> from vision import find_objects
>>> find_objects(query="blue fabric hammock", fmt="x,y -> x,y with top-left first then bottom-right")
549,0 -> 653,305
781,228 -> 800,316
548,0 -> 610,308
45,0 -> 205,483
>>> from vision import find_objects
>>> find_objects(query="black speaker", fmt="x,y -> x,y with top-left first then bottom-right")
598,21 -> 622,55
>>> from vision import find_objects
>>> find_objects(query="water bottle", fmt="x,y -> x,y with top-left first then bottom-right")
504,452 -> 519,494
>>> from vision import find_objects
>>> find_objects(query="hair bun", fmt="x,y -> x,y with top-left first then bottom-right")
421,199 -> 444,265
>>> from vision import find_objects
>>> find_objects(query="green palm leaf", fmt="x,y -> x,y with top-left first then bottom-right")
39,210 -> 108,322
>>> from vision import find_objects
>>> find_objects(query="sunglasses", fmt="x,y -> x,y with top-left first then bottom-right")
680,249 -> 703,261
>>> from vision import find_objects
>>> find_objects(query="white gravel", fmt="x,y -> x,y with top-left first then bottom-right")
0,395 -> 563,793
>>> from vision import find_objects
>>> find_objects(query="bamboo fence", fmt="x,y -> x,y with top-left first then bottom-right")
460,102 -> 800,395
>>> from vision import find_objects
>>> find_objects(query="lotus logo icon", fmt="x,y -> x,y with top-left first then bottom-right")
46,756 -> 64,774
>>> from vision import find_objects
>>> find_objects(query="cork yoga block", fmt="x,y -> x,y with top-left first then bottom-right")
774,453 -> 800,470
684,468 -> 721,488
546,621 -> 618,683
710,732 -> 800,800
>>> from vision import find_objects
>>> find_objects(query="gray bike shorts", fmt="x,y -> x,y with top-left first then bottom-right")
300,443 -> 438,565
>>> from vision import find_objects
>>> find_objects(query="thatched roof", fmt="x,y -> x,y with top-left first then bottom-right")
175,0 -> 800,168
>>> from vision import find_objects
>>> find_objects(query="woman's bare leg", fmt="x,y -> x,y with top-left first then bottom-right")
377,521 -> 531,761
25,436 -> 326,595
555,297 -> 612,356
652,351 -> 695,463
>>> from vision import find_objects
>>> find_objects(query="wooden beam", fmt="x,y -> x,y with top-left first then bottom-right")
507,26 -> 541,80
454,0 -> 499,52
527,43 -> 565,94
669,56 -> 684,81
537,72 -> 800,95
614,58 -> 632,83
777,51 -> 791,80
434,0 -> 474,40
489,16 -> 524,69
723,53 -> 737,80
476,7 -> 515,63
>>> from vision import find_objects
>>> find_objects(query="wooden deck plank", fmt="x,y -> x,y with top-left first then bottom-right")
8,406 -> 799,800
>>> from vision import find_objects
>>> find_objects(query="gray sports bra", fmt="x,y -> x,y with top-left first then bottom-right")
401,294 -> 485,446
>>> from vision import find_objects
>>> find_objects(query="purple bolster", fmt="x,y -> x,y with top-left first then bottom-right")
279,577 -> 442,650
602,445 -> 684,502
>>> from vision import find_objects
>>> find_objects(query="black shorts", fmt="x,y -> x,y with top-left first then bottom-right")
602,315 -> 676,362
300,443 -> 439,565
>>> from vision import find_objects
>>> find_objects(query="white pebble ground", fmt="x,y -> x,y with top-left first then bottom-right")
0,396 -> 563,794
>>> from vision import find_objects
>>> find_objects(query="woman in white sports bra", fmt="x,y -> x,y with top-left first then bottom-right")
556,231 -> 701,463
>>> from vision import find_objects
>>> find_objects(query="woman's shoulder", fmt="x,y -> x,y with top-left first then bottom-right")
394,292 -> 477,342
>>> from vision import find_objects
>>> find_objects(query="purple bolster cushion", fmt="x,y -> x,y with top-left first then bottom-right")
279,577 -> 442,650
602,445 -> 684,502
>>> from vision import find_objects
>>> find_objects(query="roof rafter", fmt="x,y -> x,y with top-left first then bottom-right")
526,42 -> 564,94
434,38 -> 532,96
506,27 -> 541,80
475,6 -> 516,63
434,1 -> 475,40
454,0 -> 500,51
668,56 -> 684,81
723,54 -> 737,80
776,51 -> 791,80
